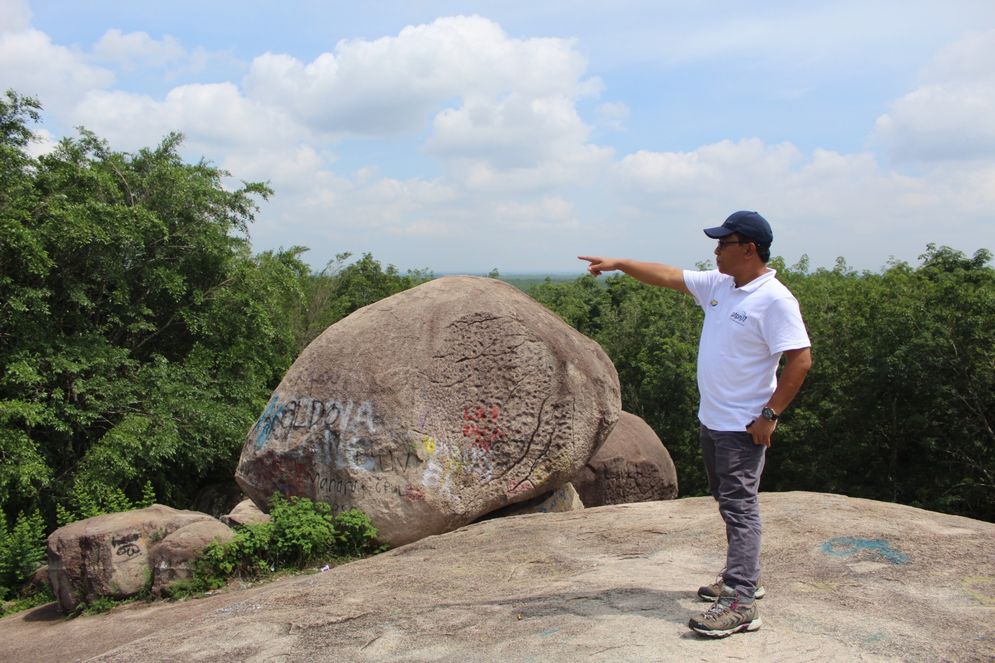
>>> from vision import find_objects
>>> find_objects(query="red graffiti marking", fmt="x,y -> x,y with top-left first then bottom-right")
404,484 -> 426,501
462,404 -> 504,451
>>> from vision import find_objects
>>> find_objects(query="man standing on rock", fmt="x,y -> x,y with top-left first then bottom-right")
579,211 -> 812,638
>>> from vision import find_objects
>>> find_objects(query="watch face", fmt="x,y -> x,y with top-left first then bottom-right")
762,407 -> 776,421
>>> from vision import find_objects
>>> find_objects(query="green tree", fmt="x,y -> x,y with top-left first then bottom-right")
0,91 -> 309,526
291,252 -> 430,351
0,509 -> 46,599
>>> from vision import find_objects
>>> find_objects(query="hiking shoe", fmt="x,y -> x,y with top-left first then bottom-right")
688,590 -> 762,638
697,570 -> 766,601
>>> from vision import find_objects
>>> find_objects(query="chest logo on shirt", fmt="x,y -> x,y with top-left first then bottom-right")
709,299 -> 718,307
729,310 -> 748,326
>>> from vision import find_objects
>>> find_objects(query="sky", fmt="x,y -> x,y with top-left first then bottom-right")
2,0 -> 994,274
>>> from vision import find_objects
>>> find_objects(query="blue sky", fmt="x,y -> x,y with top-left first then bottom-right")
2,0 -> 993,273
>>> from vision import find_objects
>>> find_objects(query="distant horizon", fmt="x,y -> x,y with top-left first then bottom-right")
346,241 -> 993,277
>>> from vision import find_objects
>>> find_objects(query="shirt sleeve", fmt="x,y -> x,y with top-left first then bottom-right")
683,269 -> 720,310
762,295 -> 811,355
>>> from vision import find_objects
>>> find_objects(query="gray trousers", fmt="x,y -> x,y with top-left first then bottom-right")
699,425 -> 766,601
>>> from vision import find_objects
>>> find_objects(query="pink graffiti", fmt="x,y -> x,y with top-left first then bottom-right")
507,478 -> 533,496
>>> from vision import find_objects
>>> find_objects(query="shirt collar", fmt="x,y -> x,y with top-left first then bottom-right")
733,268 -> 777,293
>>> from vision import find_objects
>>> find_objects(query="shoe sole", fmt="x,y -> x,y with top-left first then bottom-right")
697,587 -> 766,602
690,617 -> 762,638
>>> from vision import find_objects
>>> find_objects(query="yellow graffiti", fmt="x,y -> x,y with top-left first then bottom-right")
422,435 -> 436,454
962,576 -> 995,606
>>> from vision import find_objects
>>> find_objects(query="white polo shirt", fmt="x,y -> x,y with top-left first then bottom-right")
683,268 -> 811,431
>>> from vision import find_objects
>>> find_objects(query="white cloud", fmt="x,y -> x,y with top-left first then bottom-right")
92,29 -> 186,70
611,137 -> 994,269
0,29 -> 113,112
0,0 -> 30,33
243,15 -> 597,137
426,93 -> 605,172
874,30 -> 995,163
67,15 -> 606,196
494,196 -> 580,231
616,139 -> 803,196
596,101 -> 629,130
72,83 -> 310,154
23,126 -> 56,158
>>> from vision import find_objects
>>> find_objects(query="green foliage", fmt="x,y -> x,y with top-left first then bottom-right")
0,509 -> 46,600
0,586 -> 54,617
769,245 -> 995,520
269,494 -> 336,566
56,480 -> 157,527
332,507 -> 386,557
168,496 -> 384,599
0,91 -> 309,527
291,252 -> 431,351
73,595 -> 120,616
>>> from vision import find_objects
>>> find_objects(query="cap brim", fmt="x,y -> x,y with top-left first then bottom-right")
703,225 -> 734,239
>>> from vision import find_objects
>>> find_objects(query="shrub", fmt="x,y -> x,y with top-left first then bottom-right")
168,495 -> 384,599
269,494 -> 336,566
333,508 -> 384,557
0,510 -> 46,601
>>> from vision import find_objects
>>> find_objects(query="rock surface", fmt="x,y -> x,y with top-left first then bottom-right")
573,411 -> 678,506
235,275 -> 621,546
8,492 -> 992,663
46,505 -> 220,612
496,482 -> 585,518
149,520 -> 235,597
220,498 -> 271,527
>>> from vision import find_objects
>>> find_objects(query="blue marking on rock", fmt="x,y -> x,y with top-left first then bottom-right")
820,537 -> 908,565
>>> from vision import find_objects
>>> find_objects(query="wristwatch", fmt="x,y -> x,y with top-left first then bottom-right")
761,406 -> 779,422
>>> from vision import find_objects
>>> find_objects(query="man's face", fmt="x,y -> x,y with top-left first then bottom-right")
713,233 -> 753,274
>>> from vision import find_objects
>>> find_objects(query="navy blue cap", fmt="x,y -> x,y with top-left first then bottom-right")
703,211 -> 773,245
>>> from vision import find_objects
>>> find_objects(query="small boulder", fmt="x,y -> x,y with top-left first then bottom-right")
150,520 -> 235,596
46,505 -> 218,612
497,483 -> 585,518
221,498 -> 272,527
29,564 -> 50,593
572,411 -> 678,506
235,276 -> 620,546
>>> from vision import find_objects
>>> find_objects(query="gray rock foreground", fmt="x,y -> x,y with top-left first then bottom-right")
2,492 -> 993,663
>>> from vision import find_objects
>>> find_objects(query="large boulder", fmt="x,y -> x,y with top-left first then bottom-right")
235,276 -> 620,546
149,520 -> 235,596
572,411 -> 678,506
47,505 -> 219,612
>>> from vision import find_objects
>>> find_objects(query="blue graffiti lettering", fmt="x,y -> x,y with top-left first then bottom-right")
254,396 -> 285,450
